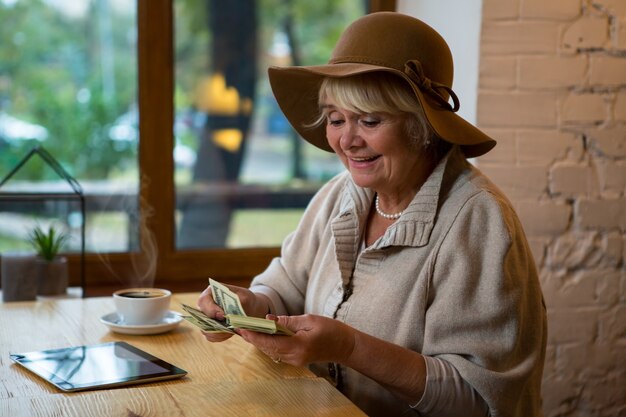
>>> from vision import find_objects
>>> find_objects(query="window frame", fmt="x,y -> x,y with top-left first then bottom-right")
73,0 -> 396,295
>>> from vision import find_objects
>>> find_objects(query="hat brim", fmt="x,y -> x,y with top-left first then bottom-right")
268,63 -> 496,158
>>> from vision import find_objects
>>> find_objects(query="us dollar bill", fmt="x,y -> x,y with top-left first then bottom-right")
209,278 -> 247,316
181,304 -> 234,333
182,278 -> 293,336
226,314 -> 294,336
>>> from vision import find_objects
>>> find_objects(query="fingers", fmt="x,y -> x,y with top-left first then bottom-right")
197,287 -> 225,320
238,316 -> 298,358
268,314 -> 308,334
268,335 -> 283,363
238,329 -> 281,351
238,329 -> 284,362
240,314 -> 351,366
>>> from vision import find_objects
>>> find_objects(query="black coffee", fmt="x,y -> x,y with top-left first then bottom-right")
118,291 -> 163,298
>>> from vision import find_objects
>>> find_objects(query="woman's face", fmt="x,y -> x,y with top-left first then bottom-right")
324,99 -> 427,196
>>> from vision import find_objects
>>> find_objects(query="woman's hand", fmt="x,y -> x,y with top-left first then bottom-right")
196,283 -> 271,343
240,313 -> 428,405
238,314 -> 356,367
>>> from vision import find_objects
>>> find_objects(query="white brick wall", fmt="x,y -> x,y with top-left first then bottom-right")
478,0 -> 626,415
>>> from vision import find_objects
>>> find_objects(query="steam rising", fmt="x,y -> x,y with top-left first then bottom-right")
129,189 -> 157,287
94,176 -> 157,288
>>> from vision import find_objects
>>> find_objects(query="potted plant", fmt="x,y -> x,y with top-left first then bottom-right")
28,225 -> 71,296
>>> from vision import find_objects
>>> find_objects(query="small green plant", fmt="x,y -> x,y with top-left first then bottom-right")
28,225 -> 70,261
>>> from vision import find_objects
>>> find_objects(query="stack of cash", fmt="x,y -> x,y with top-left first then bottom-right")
181,304 -> 234,333
181,278 -> 293,336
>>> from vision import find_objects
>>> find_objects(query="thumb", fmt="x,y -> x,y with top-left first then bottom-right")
266,314 -> 306,333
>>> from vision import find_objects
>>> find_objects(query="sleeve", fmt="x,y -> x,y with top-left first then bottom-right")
422,190 -> 546,417
413,356 -> 489,417
249,173 -> 347,316
249,232 -> 303,316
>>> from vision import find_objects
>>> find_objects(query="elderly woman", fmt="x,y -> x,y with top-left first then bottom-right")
197,12 -> 546,417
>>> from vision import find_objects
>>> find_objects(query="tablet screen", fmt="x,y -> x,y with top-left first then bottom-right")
10,341 -> 187,392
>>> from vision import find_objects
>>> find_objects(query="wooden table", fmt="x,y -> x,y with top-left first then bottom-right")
0,293 -> 366,417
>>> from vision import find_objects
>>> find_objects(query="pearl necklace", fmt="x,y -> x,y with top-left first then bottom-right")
374,194 -> 403,220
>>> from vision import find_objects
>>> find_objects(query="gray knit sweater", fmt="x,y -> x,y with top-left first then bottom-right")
250,146 -> 546,417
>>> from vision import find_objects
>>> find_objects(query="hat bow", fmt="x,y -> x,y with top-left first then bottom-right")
404,60 -> 459,113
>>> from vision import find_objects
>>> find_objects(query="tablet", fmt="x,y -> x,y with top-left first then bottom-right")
10,341 -> 187,392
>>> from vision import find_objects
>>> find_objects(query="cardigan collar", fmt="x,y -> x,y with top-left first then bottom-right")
333,145 -> 468,250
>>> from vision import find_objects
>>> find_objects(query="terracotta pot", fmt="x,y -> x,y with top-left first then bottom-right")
36,256 -> 69,296
1,253 -> 38,302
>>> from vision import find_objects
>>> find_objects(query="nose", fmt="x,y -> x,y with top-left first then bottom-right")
339,121 -> 363,150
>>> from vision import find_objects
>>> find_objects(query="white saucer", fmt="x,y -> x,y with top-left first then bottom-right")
100,311 -> 183,335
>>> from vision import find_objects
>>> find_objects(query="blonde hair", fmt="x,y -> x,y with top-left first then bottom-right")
314,72 -> 447,155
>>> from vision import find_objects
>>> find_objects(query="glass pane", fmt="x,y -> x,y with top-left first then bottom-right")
174,0 -> 364,249
0,0 -> 138,254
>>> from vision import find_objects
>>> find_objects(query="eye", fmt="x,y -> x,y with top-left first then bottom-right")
360,117 -> 380,128
326,114 -> 344,127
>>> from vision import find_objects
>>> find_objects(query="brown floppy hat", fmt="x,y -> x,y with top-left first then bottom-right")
268,12 -> 496,158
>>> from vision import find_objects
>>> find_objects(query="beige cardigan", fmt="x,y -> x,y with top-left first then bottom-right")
250,146 -> 546,417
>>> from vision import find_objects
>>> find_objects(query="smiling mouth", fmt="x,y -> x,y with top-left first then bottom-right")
350,155 -> 380,162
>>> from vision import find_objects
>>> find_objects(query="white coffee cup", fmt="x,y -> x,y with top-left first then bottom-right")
113,288 -> 171,325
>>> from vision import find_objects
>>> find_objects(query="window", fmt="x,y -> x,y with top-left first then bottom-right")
173,1 -> 361,250
0,0 -> 395,294
0,0 -> 140,289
